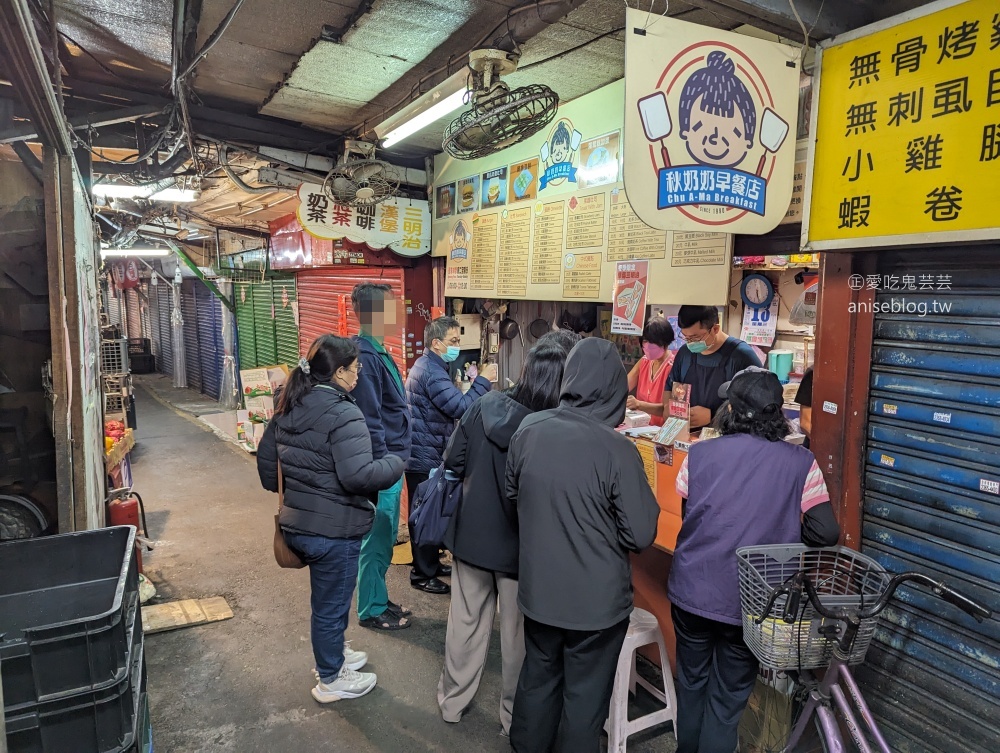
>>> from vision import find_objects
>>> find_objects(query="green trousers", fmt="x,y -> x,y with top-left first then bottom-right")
356,475 -> 403,621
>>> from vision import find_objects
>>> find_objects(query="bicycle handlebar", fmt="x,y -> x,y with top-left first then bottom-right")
756,570 -> 992,626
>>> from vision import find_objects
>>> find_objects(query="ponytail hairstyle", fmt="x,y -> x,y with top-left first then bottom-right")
274,335 -> 359,416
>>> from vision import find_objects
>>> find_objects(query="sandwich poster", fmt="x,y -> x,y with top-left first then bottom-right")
623,8 -> 799,234
481,167 -> 508,209
611,260 -> 648,335
457,176 -> 479,214
508,158 -> 539,204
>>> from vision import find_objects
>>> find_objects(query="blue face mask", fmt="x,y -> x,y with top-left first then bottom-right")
441,346 -> 460,363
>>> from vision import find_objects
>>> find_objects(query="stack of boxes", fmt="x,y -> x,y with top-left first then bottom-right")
236,365 -> 288,453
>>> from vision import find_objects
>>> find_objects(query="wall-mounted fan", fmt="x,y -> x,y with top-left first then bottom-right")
323,140 -> 401,206
443,49 -> 559,161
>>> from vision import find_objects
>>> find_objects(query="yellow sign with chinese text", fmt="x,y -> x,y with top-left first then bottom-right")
805,0 -> 1000,249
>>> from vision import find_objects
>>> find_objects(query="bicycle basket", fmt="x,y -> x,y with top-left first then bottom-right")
737,545 -> 890,670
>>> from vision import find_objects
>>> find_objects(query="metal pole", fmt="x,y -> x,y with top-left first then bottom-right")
171,271 -> 188,389
1,652 -> 8,753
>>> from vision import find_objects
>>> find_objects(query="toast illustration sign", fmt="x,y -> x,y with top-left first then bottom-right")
624,9 -> 799,234
611,260 -> 649,336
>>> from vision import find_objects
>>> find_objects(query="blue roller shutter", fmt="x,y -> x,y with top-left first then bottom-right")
196,284 -> 223,401
858,262 -> 1000,753
181,281 -> 202,394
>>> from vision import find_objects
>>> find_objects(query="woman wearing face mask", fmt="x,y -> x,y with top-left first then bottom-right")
404,316 -> 498,594
626,316 -> 675,426
257,335 -> 404,703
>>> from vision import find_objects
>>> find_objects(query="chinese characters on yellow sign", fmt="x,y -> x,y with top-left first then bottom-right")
805,0 -> 1000,248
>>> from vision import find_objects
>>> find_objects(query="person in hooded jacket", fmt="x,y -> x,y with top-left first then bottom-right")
257,335 -> 404,704
506,337 -> 660,753
437,340 -> 574,736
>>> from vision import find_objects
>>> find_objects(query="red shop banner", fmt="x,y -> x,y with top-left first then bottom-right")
611,260 -> 648,336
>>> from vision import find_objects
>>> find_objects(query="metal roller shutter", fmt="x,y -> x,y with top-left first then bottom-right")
125,288 -> 142,340
181,281 -> 203,394
154,283 -> 173,376
235,282 -> 258,369
859,260 -> 1000,753
107,286 -> 123,329
196,285 -> 223,401
252,283 -> 277,366
296,268 -> 406,373
272,277 -> 300,368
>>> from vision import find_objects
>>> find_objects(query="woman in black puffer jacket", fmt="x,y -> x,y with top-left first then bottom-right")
257,335 -> 403,704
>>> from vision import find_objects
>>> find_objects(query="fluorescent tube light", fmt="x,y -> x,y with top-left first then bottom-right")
382,88 -> 467,148
148,187 -> 200,202
100,247 -> 171,258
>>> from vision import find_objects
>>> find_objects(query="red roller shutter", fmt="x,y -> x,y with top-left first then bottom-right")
296,267 -> 407,374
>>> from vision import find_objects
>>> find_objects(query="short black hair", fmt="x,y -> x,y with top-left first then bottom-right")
506,343 -> 569,412
425,316 -> 460,345
713,400 -> 790,442
536,329 -> 581,355
642,316 -> 674,348
677,305 -> 719,330
351,282 -> 393,317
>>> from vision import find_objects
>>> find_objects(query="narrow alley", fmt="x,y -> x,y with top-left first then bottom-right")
132,377 -> 675,752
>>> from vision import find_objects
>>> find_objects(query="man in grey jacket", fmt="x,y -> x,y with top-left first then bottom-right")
506,337 -> 659,753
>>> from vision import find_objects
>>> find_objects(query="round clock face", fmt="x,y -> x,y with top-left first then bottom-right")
745,277 -> 771,305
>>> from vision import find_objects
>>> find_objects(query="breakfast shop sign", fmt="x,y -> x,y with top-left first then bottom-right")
623,8 -> 800,235
803,0 -> 1000,249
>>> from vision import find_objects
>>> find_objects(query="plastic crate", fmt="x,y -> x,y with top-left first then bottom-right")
0,527 -> 140,710
6,637 -> 145,753
126,339 -> 150,356
129,354 -> 155,375
100,340 -> 129,375
737,545 -> 890,670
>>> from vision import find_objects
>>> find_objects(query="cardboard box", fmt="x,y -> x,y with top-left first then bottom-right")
236,409 -> 257,452
240,365 -> 289,400
245,396 -> 275,423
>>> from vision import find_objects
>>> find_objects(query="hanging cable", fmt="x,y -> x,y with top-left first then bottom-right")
518,27 -> 626,72
174,0 -> 249,84
219,146 -> 285,194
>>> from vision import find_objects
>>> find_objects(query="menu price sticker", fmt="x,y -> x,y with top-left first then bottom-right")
566,193 -> 607,249
498,207 -> 532,297
531,201 -> 566,284
608,191 -> 667,261
671,232 -> 729,267
740,298 -> 780,347
469,212 -> 499,290
562,252 -> 603,299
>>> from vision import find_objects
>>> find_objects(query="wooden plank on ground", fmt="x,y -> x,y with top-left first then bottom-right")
142,597 -> 233,635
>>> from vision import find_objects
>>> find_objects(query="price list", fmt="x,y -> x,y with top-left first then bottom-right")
531,201 -> 565,284
563,252 -> 603,299
498,207 -> 531,297
566,193 -> 607,249
607,194 -> 667,261
470,213 -> 499,290
671,231 -> 728,267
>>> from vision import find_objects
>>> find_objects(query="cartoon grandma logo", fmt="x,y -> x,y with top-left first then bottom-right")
539,119 -> 583,190
638,47 -> 790,224
449,220 -> 470,260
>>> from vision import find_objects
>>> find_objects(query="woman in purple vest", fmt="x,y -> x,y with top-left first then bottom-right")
668,367 -> 840,753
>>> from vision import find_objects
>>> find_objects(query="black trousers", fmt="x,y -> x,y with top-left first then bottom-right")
405,471 -> 443,582
672,604 -> 759,753
509,615 -> 629,753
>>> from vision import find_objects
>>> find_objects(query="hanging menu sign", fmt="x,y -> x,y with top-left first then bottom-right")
566,193 -> 607,249
498,207 -> 532,297
671,232 -> 729,266
563,252 -> 603,298
608,191 -> 668,261
531,201 -> 566,284
470,213 -> 499,290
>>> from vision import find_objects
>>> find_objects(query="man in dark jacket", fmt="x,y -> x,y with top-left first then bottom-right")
405,316 -> 496,593
506,337 -> 659,753
350,282 -> 412,630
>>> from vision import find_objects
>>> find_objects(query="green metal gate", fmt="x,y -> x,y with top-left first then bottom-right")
235,276 -> 299,369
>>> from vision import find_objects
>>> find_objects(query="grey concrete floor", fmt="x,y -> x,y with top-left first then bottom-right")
131,379 -> 677,753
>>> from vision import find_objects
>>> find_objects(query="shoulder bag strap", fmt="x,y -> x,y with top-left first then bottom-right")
277,456 -> 284,512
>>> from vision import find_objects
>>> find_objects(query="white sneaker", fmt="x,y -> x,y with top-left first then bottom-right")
311,666 -> 377,703
312,642 -> 368,682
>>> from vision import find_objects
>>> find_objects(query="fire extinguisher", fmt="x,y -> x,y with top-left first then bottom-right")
107,487 -> 153,573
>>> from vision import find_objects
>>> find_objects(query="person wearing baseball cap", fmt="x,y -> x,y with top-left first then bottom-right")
667,367 -> 840,753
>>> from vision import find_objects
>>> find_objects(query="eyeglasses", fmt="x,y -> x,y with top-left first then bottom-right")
345,362 -> 362,374
679,326 -> 717,344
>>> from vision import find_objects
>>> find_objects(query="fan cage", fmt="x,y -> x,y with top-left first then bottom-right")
323,159 -> 401,207
443,83 -> 559,160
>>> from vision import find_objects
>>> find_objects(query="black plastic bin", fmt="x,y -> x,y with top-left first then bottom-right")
129,354 -> 155,375
126,339 -> 150,356
0,527 -> 140,710
6,637 -> 145,753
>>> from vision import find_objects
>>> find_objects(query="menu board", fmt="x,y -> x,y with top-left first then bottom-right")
469,213 -> 499,289
531,201 -> 565,284
498,208 -> 531,297
566,193 -> 607,249
608,191 -> 667,261
671,232 -> 728,267
636,441 -> 657,492
563,253 -> 602,299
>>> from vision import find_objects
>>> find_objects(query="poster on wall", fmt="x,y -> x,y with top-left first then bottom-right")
445,217 -> 471,293
623,8 -> 800,234
579,131 -> 621,189
457,176 -> 479,214
296,184 -> 431,256
481,167 -> 508,209
436,183 -> 456,219
803,0 -> 1000,249
611,260 -> 649,335
539,118 -> 583,191
508,158 -> 539,203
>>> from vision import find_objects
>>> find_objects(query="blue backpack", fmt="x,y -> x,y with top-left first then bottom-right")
408,463 -> 463,548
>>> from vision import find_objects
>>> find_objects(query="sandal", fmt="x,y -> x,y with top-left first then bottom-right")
386,600 -> 412,618
360,612 -> 411,631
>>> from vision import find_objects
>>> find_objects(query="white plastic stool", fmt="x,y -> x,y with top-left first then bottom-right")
604,607 -> 678,753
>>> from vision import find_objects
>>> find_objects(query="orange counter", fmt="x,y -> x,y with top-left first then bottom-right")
629,438 -> 686,670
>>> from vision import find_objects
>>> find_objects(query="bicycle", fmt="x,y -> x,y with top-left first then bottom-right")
737,545 -> 992,753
